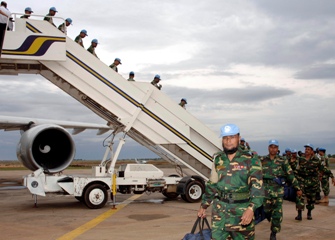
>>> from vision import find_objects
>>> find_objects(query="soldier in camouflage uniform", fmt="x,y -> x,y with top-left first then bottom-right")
261,140 -> 302,240
295,144 -> 335,220
87,39 -> 99,58
318,148 -> 331,203
198,124 -> 264,240
239,138 -> 250,151
284,148 -> 291,161
289,149 -> 298,172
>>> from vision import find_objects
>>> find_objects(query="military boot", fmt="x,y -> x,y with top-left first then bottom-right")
307,209 -> 312,220
295,210 -> 302,220
270,231 -> 277,240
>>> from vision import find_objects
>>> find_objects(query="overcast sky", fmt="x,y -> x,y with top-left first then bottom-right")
1,0 -> 335,161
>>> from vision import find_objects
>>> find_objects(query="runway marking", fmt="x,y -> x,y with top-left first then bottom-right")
57,194 -> 142,240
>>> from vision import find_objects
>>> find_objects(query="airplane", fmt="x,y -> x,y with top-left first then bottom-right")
0,115 -> 112,173
134,158 -> 147,164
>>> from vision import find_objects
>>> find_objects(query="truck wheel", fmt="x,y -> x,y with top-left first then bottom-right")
182,180 -> 204,203
84,184 -> 108,209
180,194 -> 187,202
162,190 -> 179,199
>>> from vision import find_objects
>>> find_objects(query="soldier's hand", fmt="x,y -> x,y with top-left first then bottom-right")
332,178 -> 335,186
197,206 -> 206,218
246,142 -> 249,147
296,190 -> 302,197
240,208 -> 253,226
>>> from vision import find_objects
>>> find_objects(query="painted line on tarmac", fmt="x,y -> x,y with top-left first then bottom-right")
57,194 -> 142,240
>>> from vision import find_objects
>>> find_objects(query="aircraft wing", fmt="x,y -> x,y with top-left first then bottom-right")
0,115 -> 112,135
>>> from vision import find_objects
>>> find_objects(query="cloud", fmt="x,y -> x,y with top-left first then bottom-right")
1,0 -> 335,160
294,64 -> 335,80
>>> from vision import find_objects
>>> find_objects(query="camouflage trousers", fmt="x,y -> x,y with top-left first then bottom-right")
263,197 -> 283,233
320,176 -> 330,196
211,199 -> 255,240
296,179 -> 318,211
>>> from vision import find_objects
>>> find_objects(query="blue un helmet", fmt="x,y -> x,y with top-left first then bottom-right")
291,149 -> 297,154
304,143 -> 314,150
268,139 -> 279,147
65,18 -> 72,24
115,58 -> 122,64
219,124 -> 240,138
25,7 -> 33,13
50,7 -> 57,12
285,148 -> 291,152
80,29 -> 88,36
154,74 -> 161,80
92,39 -> 98,44
181,98 -> 187,104
318,147 -> 326,152
129,71 -> 135,75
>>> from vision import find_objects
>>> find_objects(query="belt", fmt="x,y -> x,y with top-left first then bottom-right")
263,179 -> 275,184
218,198 -> 250,204
216,192 -> 250,204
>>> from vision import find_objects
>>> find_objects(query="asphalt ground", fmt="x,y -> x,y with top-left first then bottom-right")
1,169 -> 335,240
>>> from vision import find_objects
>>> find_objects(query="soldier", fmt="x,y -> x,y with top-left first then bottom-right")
318,148 -> 331,203
151,74 -> 162,90
289,149 -> 298,172
109,58 -> 121,72
44,7 -> 57,27
295,144 -> 335,220
87,39 -> 98,58
75,29 -> 88,48
239,138 -> 251,151
284,148 -> 291,161
179,98 -> 187,109
198,123 -> 264,240
261,140 -> 302,240
58,18 -> 72,34
20,7 -> 33,19
127,71 -> 135,81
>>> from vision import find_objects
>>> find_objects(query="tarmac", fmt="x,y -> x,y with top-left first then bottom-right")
1,169 -> 335,240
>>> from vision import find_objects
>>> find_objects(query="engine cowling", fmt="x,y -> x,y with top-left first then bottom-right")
17,124 -> 75,173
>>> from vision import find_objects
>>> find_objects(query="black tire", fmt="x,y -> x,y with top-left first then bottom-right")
180,194 -> 188,202
162,190 -> 179,199
133,190 -> 145,194
84,184 -> 108,209
183,180 -> 204,203
75,196 -> 84,202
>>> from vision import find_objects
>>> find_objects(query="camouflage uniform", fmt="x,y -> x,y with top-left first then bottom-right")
109,63 -> 118,72
296,155 -> 333,211
87,45 -> 98,58
320,155 -> 330,196
201,150 -> 264,240
239,144 -> 250,151
261,155 -> 300,233
44,13 -> 56,27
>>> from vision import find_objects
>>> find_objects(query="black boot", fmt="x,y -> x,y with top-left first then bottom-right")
270,231 -> 277,240
307,209 -> 312,220
295,210 -> 302,220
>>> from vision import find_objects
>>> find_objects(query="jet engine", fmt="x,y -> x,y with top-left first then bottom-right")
17,124 -> 75,173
